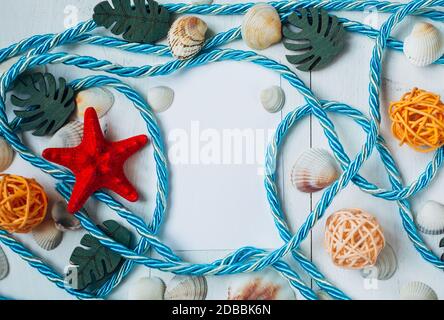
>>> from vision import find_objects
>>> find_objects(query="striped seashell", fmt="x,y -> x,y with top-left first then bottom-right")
51,201 -> 81,231
128,277 -> 166,300
0,138 -> 14,172
361,243 -> 397,280
32,219 -> 63,251
168,16 -> 207,60
416,200 -> 444,235
0,245 -> 9,280
164,275 -> 208,300
403,22 -> 443,67
400,281 -> 438,300
47,121 -> 83,149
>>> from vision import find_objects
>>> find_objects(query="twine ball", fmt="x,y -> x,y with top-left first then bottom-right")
389,87 -> 444,153
0,174 -> 48,233
325,208 -> 385,269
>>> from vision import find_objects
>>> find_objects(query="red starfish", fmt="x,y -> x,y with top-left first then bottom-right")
42,107 -> 149,214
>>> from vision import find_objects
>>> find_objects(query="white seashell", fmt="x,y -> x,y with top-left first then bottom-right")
190,0 -> 213,4
0,138 -> 14,172
164,275 -> 208,300
403,22 -> 443,67
316,290 -> 333,300
47,121 -> 83,149
361,243 -> 397,280
228,269 -> 296,300
416,200 -> 444,235
51,201 -> 81,231
128,277 -> 166,300
290,148 -> 340,193
0,56 -> 46,78
241,3 -> 282,50
75,87 -> 114,119
0,245 -> 9,280
168,16 -> 207,60
400,281 -> 438,300
260,86 -> 285,113
32,219 -> 63,251
147,86 -> 175,113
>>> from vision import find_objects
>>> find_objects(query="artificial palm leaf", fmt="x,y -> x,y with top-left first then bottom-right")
93,0 -> 170,44
11,73 -> 75,136
67,220 -> 132,291
283,8 -> 346,71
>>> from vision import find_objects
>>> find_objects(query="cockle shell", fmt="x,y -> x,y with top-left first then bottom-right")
51,201 -> 81,231
403,22 -> 443,67
260,86 -> 285,113
228,269 -> 296,300
241,3 -> 282,50
416,200 -> 444,235
75,87 -> 114,119
0,138 -> 14,172
290,148 -> 340,193
361,243 -> 397,281
168,16 -> 207,60
147,86 -> 175,113
127,277 -> 166,300
47,121 -> 83,149
400,281 -> 438,300
0,245 -> 9,280
32,219 -> 63,251
164,275 -> 208,300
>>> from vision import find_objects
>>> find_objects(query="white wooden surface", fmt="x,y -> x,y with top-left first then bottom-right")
0,0 -> 444,300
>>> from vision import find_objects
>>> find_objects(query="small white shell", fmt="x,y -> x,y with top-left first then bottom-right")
47,121 -> 83,149
164,275 -> 208,300
127,277 -> 166,300
0,245 -> 9,280
168,16 -> 207,60
290,148 -> 340,193
0,138 -> 14,172
0,56 -> 46,77
147,86 -> 175,113
400,281 -> 438,300
51,201 -> 81,231
361,243 -> 397,281
403,22 -> 443,67
75,87 -> 114,119
228,269 -> 296,300
32,219 -> 63,251
241,3 -> 282,50
416,200 -> 444,235
260,86 -> 285,113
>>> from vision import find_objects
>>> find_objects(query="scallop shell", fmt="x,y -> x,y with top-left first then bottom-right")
32,219 -> 63,251
400,281 -> 438,300
361,243 -> 397,280
260,86 -> 285,113
164,275 -> 208,300
228,269 -> 296,300
0,138 -> 14,172
51,201 -> 81,231
0,245 -> 9,280
47,121 -> 83,149
147,86 -> 175,113
290,148 -> 340,193
403,22 -> 443,67
168,16 -> 207,60
0,56 -> 46,78
416,200 -> 444,235
127,277 -> 166,300
75,87 -> 114,119
241,3 -> 282,50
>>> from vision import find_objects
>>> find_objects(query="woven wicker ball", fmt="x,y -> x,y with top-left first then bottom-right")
325,208 -> 385,269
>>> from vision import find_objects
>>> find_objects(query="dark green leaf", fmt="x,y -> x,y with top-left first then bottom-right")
439,237 -> 444,249
93,0 -> 170,44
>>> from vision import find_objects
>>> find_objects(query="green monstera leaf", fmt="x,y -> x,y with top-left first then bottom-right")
283,8 -> 346,71
93,0 -> 170,44
67,220 -> 132,291
12,72 -> 76,136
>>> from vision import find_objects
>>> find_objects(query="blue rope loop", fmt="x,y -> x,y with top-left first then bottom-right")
0,0 -> 443,300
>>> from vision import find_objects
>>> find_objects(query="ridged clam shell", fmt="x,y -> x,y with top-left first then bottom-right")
75,87 -> 114,119
51,201 -> 81,231
168,16 -> 207,60
416,200 -> 444,235
361,243 -> 397,280
47,121 -> 83,149
260,86 -> 285,113
400,281 -> 438,300
290,148 -> 340,193
0,245 -> 9,280
128,277 -> 166,300
403,22 -> 443,67
164,275 -> 208,300
0,138 -> 14,172
228,269 -> 296,300
32,219 -> 63,251
147,86 -> 175,113
241,3 -> 282,50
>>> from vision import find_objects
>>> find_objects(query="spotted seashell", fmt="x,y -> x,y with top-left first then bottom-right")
0,245 -> 9,280
260,86 -> 285,113
127,277 -> 166,300
0,138 -> 14,172
75,87 -> 114,119
164,275 -> 208,300
168,16 -> 207,60
361,243 -> 397,281
32,219 -> 63,251
400,281 -> 438,300
47,121 -> 83,149
416,200 -> 444,235
147,86 -> 174,113
403,22 -> 443,67
51,201 -> 81,232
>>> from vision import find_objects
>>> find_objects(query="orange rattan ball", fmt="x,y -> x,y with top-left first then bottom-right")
0,174 -> 48,233
325,208 -> 385,269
